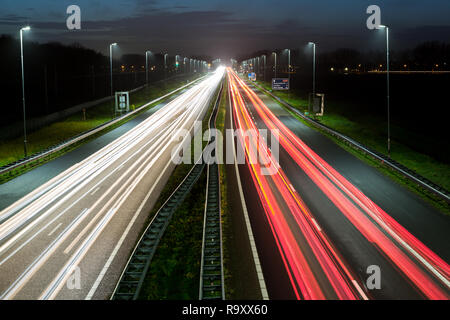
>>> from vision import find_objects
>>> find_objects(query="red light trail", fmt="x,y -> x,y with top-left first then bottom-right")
227,67 -> 449,300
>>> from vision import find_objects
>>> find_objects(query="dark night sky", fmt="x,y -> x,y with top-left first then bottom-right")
1,0 -> 450,60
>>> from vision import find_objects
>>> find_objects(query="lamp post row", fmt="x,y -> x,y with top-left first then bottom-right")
19,29 -> 207,158
19,26 -> 391,159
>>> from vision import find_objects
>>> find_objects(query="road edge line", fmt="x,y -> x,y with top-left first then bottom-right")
227,79 -> 269,300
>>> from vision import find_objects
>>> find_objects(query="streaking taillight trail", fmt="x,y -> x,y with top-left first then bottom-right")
229,69 -> 362,300
227,67 -> 449,300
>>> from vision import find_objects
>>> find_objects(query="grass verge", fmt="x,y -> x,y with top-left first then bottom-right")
138,169 -> 206,299
215,78 -> 233,298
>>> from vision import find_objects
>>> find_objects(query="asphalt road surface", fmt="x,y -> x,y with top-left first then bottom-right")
0,69 -> 224,300
227,68 -> 449,300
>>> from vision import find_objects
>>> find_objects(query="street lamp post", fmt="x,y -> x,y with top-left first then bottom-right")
20,26 -> 30,157
262,55 -> 266,81
309,42 -> 316,95
285,49 -> 291,85
380,25 -> 391,157
257,56 -> 260,77
164,53 -> 168,82
109,43 -> 117,117
145,50 -> 151,86
284,49 -> 291,98
272,52 -> 277,78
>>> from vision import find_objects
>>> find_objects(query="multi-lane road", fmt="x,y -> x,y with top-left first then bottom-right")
0,70 -> 224,299
227,68 -> 449,300
0,65 -> 448,300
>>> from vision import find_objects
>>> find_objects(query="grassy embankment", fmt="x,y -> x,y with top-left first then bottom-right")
0,75 -> 203,184
214,78 -> 232,297
255,80 -> 450,215
138,79 -> 223,300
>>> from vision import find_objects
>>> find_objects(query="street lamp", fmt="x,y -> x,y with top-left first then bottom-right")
109,43 -> 117,117
256,56 -> 260,77
164,53 -> 168,81
308,42 -> 316,96
145,50 -> 152,86
285,49 -> 291,84
380,25 -> 391,157
272,52 -> 277,78
261,55 -> 266,81
20,26 -> 30,157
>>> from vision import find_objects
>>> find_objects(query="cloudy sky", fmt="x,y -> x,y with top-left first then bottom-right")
1,0 -> 450,59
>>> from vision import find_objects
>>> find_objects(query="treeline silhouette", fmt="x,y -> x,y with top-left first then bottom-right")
0,35 -> 201,126
239,41 -> 450,74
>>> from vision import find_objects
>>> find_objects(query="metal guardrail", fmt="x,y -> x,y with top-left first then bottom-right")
252,81 -> 450,203
199,84 -> 225,300
0,75 -> 207,177
111,79 -> 224,300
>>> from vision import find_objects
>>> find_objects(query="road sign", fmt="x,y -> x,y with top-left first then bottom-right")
272,78 -> 289,90
115,91 -> 130,113
248,72 -> 256,81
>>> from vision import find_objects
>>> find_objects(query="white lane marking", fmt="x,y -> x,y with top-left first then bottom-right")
61,111 -> 191,256
228,82 -> 269,300
0,208 -> 89,300
90,187 -> 100,196
352,280 -> 369,300
40,207 -> 118,300
86,154 -> 174,299
0,114 -> 175,259
47,223 -> 62,237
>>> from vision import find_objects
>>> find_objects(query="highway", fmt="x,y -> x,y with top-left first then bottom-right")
0,69 -> 224,300
227,68 -> 450,300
